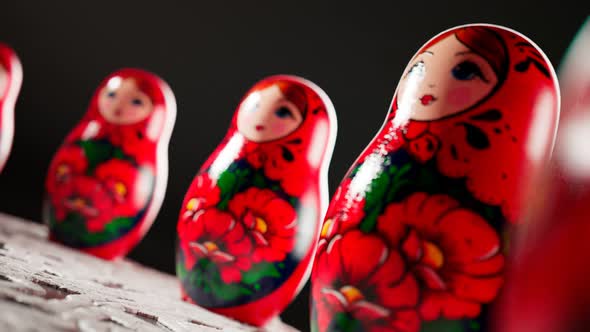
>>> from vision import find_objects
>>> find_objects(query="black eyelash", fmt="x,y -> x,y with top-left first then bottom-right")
452,60 -> 490,83
275,107 -> 294,119
407,60 -> 425,76
473,66 -> 489,83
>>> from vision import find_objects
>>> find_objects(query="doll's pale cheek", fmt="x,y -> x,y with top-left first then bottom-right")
131,107 -> 151,123
123,108 -> 136,122
273,122 -> 288,135
238,113 -> 253,133
101,100 -> 114,113
448,86 -> 473,108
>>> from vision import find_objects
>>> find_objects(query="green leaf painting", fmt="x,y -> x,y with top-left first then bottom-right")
77,140 -> 128,172
241,262 -> 281,285
49,211 -> 134,247
421,319 -> 474,332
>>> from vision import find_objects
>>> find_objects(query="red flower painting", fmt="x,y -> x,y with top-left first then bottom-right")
313,230 -> 421,332
243,142 -> 310,197
313,192 -> 504,330
95,159 -> 150,216
319,178 -> 366,241
228,187 -> 296,263
377,192 -> 504,321
179,208 -> 254,283
179,174 -> 221,223
99,123 -> 151,163
46,145 -> 88,195
403,122 -> 441,163
53,176 -> 115,233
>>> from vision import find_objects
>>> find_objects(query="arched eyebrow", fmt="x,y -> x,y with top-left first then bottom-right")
421,50 -> 434,56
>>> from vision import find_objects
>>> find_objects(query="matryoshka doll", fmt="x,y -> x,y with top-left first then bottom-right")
492,18 -> 590,332
176,75 -> 336,326
44,68 -> 176,260
0,43 -> 23,173
310,24 -> 559,332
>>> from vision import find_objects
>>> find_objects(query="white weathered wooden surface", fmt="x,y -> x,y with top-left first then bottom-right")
0,213 -> 298,332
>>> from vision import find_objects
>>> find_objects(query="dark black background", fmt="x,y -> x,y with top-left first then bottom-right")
0,2 -> 586,330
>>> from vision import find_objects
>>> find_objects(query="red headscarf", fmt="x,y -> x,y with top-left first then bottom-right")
65,68 -> 176,165
202,75 -> 337,199
360,25 -> 559,223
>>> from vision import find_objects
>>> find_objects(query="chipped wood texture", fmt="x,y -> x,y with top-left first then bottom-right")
0,214 -> 298,332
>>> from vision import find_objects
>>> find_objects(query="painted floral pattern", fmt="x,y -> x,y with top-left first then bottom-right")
95,159 -> 150,216
99,123 -> 150,163
45,139 -> 154,247
228,187 -> 296,263
54,176 -> 115,232
46,145 -> 88,192
376,193 -> 504,321
180,174 -> 221,222
243,139 -> 310,197
311,143 -> 510,332
319,178 -> 366,241
313,231 -> 420,332
179,208 -> 253,283
401,109 -> 523,222
312,25 -> 558,332
176,161 -> 300,308
314,190 -> 504,332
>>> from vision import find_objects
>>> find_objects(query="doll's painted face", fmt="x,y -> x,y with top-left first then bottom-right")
98,77 -> 154,125
0,64 -> 7,100
237,84 -> 304,142
397,34 -> 499,121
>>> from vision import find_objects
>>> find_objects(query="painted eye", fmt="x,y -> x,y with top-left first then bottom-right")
131,98 -> 143,106
452,61 -> 486,81
275,107 -> 294,119
408,61 -> 426,77
107,91 -> 116,98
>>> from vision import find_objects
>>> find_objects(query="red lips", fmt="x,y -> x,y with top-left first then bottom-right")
420,95 -> 436,106
255,125 -> 265,131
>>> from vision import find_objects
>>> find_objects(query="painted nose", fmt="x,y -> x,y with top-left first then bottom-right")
428,83 -> 436,88
111,99 -> 125,116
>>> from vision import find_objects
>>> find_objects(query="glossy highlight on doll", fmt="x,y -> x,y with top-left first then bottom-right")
0,43 -> 23,173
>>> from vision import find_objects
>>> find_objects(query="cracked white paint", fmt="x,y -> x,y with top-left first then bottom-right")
0,213 -> 298,332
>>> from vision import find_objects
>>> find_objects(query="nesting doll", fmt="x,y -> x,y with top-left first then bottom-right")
0,43 -> 23,173
310,24 -> 559,332
176,75 -> 336,326
44,69 -> 176,260
493,18 -> 590,332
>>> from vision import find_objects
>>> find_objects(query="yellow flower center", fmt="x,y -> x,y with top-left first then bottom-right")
422,241 -> 444,269
186,198 -> 199,211
71,198 -> 87,209
114,182 -> 127,197
340,285 -> 364,304
203,241 -> 218,252
320,218 -> 334,238
56,164 -> 69,177
255,217 -> 268,234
